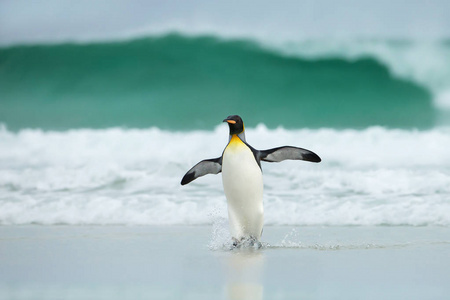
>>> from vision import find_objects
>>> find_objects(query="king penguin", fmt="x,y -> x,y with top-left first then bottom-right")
181,115 -> 321,246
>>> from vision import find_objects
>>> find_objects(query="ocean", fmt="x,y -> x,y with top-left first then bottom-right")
2,34 -> 450,131
1,31 -> 450,299
1,33 -> 449,227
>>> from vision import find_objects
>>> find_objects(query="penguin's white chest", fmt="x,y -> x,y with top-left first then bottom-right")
222,136 -> 264,240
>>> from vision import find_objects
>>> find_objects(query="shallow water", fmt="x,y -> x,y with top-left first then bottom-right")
1,225 -> 449,300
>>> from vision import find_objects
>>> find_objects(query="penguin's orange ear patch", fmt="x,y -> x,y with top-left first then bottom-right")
226,120 -> 236,124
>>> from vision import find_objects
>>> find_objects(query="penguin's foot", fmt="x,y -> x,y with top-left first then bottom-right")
230,236 -> 262,249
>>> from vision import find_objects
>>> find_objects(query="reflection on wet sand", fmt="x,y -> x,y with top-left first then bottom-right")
223,249 -> 265,300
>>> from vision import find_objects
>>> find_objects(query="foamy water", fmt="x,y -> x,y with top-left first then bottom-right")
1,124 -> 449,226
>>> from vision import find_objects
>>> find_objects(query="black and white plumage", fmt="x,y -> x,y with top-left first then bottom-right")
181,115 -> 321,244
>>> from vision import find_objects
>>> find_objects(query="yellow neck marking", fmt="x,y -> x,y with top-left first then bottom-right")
226,134 -> 245,151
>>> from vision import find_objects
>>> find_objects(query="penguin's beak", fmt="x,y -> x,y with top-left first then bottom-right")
223,119 -> 236,124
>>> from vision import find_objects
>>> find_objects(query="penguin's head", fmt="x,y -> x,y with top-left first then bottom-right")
223,115 -> 244,135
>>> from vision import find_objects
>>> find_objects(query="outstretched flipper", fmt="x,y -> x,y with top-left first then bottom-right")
259,146 -> 321,163
181,157 -> 222,185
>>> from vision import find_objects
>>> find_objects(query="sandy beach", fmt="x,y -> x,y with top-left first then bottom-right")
1,225 -> 449,300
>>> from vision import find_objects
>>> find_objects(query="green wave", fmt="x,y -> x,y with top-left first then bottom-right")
0,34 -> 434,130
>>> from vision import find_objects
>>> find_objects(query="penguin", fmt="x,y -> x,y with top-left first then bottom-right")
181,115 -> 321,246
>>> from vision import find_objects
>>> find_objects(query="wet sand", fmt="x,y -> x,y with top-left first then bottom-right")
1,225 -> 449,300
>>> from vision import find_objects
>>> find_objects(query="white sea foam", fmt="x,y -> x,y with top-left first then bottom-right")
436,90 -> 450,110
0,125 -> 449,226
